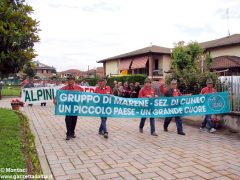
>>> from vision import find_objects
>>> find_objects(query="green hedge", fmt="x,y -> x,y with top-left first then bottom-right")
107,74 -> 147,88
86,78 -> 99,86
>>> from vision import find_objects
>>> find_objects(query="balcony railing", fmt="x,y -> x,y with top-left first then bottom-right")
152,69 -> 163,76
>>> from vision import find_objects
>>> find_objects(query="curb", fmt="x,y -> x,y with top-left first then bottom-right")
27,114 -> 54,179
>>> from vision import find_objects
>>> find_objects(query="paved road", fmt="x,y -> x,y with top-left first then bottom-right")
1,98 -> 240,180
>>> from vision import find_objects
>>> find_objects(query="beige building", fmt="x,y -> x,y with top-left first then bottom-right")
200,34 -> 240,75
99,34 -> 240,78
98,45 -> 172,79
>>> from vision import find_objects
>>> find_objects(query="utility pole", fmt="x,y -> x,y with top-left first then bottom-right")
88,65 -> 89,78
226,8 -> 230,36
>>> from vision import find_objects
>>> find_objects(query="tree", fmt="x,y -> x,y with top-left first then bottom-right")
171,41 -> 203,73
166,41 -> 217,94
0,0 -> 40,78
23,62 -> 35,77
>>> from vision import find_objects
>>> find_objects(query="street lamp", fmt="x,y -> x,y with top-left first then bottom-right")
201,55 -> 204,73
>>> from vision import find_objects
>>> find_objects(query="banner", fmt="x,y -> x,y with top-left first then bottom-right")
55,91 -> 230,118
21,86 -> 96,104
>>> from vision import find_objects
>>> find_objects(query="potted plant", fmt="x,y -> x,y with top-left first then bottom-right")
11,99 -> 24,110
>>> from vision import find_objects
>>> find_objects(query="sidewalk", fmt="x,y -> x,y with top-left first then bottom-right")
1,97 -> 240,179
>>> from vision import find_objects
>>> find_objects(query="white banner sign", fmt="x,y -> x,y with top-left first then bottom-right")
21,86 -> 96,104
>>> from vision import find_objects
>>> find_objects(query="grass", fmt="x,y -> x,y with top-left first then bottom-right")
1,86 -> 21,97
0,108 -> 42,177
0,109 -> 25,176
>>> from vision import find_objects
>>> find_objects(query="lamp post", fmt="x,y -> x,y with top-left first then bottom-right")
201,55 -> 204,73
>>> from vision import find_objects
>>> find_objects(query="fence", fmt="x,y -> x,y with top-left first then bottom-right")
179,76 -> 240,113
218,76 -> 240,113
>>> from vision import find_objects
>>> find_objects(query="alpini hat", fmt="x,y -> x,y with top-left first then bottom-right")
206,78 -> 213,84
171,79 -> 177,84
144,78 -> 151,83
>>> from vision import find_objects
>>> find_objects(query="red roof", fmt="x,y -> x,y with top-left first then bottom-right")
200,34 -> 240,49
211,56 -> 240,69
60,69 -> 82,74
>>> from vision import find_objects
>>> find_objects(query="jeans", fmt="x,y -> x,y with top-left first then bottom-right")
201,114 -> 213,129
99,117 -> 107,133
139,118 -> 155,133
164,116 -> 183,133
65,116 -> 78,136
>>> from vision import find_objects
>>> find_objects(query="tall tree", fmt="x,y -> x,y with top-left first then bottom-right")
0,0 -> 40,78
166,41 -> 217,94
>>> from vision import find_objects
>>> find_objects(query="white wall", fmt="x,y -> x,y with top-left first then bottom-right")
208,45 -> 240,58
105,60 -> 119,76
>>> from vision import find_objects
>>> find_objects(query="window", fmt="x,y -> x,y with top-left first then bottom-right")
154,59 -> 159,70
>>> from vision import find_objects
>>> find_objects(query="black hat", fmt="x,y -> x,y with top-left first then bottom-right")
67,75 -> 75,80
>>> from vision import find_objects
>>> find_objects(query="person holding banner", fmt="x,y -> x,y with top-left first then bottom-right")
95,78 -> 112,138
24,77 -> 35,106
139,78 -> 158,136
163,79 -> 186,135
40,80 -> 47,106
54,75 -> 84,140
200,78 -> 217,133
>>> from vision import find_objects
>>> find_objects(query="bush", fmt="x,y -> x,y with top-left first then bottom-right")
165,71 -> 219,94
85,78 -> 100,86
107,74 -> 147,88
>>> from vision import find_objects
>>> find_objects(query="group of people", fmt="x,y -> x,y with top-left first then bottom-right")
112,81 -> 141,98
57,75 -> 217,141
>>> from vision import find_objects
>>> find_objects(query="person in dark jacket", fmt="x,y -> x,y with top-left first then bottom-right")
24,78 -> 35,106
130,82 -> 141,98
122,81 -> 131,98
162,79 -> 186,135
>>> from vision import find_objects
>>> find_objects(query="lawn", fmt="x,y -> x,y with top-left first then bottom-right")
0,108 -> 42,177
1,86 -> 21,97
0,108 -> 25,176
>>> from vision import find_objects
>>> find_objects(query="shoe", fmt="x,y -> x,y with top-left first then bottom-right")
151,132 -> 158,136
178,132 -> 186,135
209,128 -> 216,133
164,127 -> 168,132
99,131 -> 104,135
200,127 -> 207,131
139,128 -> 143,133
66,135 -> 71,140
104,132 -> 108,139
71,134 -> 76,138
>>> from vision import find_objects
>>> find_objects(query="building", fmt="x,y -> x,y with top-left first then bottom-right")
200,34 -> 240,75
99,34 -> 240,78
59,69 -> 83,79
98,45 -> 171,79
34,61 -> 56,79
59,67 -> 104,79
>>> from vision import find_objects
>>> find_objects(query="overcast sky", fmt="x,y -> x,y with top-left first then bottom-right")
27,0 -> 240,72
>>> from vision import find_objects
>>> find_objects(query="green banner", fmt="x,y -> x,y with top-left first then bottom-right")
55,91 -> 230,118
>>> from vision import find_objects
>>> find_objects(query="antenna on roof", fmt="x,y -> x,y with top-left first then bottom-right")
226,8 -> 230,36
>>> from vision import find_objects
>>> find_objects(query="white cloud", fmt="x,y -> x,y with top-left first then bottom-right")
27,0 -> 240,71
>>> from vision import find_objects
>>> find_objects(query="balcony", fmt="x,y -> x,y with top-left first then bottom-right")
149,69 -> 164,79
